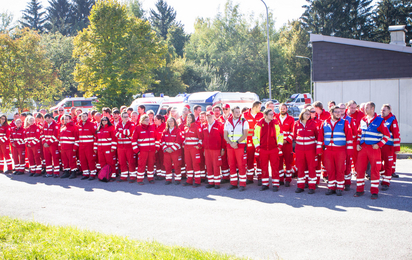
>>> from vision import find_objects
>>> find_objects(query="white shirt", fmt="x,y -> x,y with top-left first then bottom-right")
208,120 -> 215,132
224,117 -> 249,142
169,127 -> 174,133
279,114 -> 287,124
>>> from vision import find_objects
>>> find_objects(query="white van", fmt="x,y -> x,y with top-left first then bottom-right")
286,93 -> 312,107
187,91 -> 259,111
129,94 -> 186,115
50,97 -> 97,114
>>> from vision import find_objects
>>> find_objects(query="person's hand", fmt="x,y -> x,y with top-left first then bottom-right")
220,149 -> 225,156
44,143 -> 49,148
12,143 -> 16,148
28,144 -> 31,148
94,150 -> 97,154
111,149 -> 114,153
357,145 -> 362,151
372,144 -> 379,149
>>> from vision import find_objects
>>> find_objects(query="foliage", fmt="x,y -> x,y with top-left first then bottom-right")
40,32 -> 81,98
20,0 -> 48,32
400,143 -> 412,154
71,0 -> 95,33
126,0 -> 145,19
46,0 -> 74,36
150,0 -> 177,40
0,11 -> 16,34
73,0 -> 166,109
0,28 -> 61,112
0,216 -> 242,259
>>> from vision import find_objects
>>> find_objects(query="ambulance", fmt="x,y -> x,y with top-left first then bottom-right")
286,93 -> 312,107
50,97 -> 97,114
129,93 -> 186,115
186,91 -> 259,111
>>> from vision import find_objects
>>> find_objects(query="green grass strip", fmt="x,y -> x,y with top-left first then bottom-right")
400,144 -> 412,154
0,216 -> 244,260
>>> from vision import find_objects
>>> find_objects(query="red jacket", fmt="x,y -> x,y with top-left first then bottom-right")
94,124 -> 117,152
315,109 -> 331,122
183,122 -> 203,148
9,120 -> 16,131
293,119 -> 318,151
132,123 -> 156,153
382,113 -> 401,152
348,110 -> 365,128
115,121 -> 135,149
317,118 -> 353,155
78,120 -> 96,148
42,121 -> 60,147
0,124 -> 11,145
178,116 -> 188,131
59,122 -> 79,151
161,127 -> 183,152
155,122 -> 166,150
10,126 -> 25,149
243,109 -> 263,147
25,124 -> 41,148
275,113 -> 295,144
202,121 -> 225,150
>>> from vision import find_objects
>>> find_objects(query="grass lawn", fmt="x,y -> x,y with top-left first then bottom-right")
400,144 -> 412,154
0,216 -> 243,260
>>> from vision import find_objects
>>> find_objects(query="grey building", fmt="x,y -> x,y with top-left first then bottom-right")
310,26 -> 412,143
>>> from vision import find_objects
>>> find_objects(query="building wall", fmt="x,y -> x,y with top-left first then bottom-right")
314,78 -> 412,143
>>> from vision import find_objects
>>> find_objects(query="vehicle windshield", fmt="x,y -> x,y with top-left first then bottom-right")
187,103 -> 211,112
286,98 -> 295,103
131,104 -> 160,114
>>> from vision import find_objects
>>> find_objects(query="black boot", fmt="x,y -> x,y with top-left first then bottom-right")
69,171 -> 77,179
61,171 -> 70,179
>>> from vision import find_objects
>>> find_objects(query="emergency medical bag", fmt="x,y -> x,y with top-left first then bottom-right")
98,165 -> 112,182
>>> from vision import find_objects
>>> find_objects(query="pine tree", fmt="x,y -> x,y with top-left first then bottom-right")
71,0 -> 95,33
46,0 -> 73,36
20,0 -> 47,32
150,0 -> 177,40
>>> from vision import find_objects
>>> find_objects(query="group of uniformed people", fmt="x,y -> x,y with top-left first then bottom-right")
0,98 -> 400,199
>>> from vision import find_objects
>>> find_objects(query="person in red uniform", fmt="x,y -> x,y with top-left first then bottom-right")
224,106 -> 249,191
313,101 -> 330,182
253,109 -> 283,191
78,112 -> 97,180
182,114 -> 203,187
94,117 -> 117,181
379,104 -> 400,190
178,106 -> 190,178
202,111 -> 225,189
10,119 -> 26,175
275,103 -> 295,187
24,116 -> 43,176
9,112 -> 20,131
243,101 -> 264,185
116,112 -> 136,182
212,105 -> 229,181
339,103 -> 357,190
347,100 -> 365,129
133,114 -> 157,185
293,109 -> 318,194
136,105 -> 146,125
0,115 -> 13,174
56,107 -> 65,124
161,117 -> 183,185
317,106 -> 353,196
193,105 -> 202,124
154,115 -> 166,180
59,115 -> 79,179
42,114 -> 60,178
355,102 -> 390,199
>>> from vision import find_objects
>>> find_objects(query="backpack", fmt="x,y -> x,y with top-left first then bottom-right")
98,164 -> 112,182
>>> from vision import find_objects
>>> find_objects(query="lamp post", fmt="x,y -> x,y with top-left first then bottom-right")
295,55 -> 312,98
260,0 -> 271,100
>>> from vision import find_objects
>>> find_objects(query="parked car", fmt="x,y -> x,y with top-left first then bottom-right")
50,97 -> 97,114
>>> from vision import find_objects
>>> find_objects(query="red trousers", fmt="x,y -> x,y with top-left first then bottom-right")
260,148 -> 280,187
155,150 -> 165,177
221,148 -> 230,180
61,149 -> 78,172
278,143 -> 293,183
79,145 -> 97,177
392,155 -> 397,174
12,146 -> 25,173
246,145 -> 261,180
118,147 -> 136,180
27,146 -> 42,174
43,144 -> 60,175
355,144 -> 381,194
204,149 -> 221,185
199,148 -> 206,179
137,150 -> 155,182
97,149 -> 117,178
344,154 -> 352,186
184,147 -> 201,185
296,149 -> 317,190
324,148 -> 346,190
227,145 -> 247,187
380,145 -> 394,186
164,150 -> 182,181
0,143 -> 13,171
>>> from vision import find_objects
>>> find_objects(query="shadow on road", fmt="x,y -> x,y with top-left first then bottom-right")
5,168 -> 412,213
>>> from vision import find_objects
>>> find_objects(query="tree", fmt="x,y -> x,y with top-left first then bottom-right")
0,28 -> 61,112
150,0 -> 177,40
71,0 -> 95,33
20,0 -> 47,32
167,24 -> 189,57
46,0 -> 74,36
0,11 -> 16,34
126,0 -> 145,19
40,32 -> 81,98
73,0 -> 166,109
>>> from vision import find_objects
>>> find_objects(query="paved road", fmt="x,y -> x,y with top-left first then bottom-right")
1,160 -> 412,260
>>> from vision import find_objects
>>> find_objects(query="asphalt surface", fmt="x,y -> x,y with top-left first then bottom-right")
1,160 -> 412,260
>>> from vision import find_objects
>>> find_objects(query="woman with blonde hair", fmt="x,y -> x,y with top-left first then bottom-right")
161,117 -> 183,185
24,115 -> 43,176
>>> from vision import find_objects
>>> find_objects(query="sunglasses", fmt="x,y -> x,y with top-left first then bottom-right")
310,111 -> 316,113
59,110 -> 64,112
102,119 -> 108,122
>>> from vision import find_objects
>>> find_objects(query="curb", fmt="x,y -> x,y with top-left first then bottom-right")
397,153 -> 412,159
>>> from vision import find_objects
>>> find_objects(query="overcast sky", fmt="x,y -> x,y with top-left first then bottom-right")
3,0 -> 310,33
